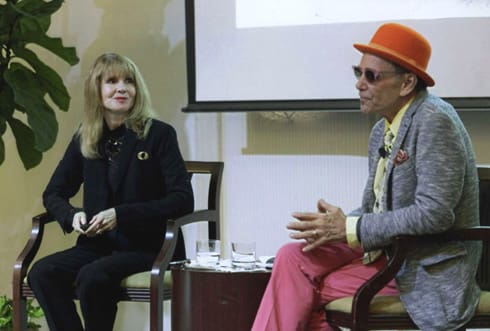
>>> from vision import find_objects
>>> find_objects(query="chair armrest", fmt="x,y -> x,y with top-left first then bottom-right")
149,209 -> 219,290
350,231 -> 413,326
420,226 -> 490,242
13,212 -> 55,293
14,212 -> 55,278
12,213 -> 53,331
350,226 -> 490,328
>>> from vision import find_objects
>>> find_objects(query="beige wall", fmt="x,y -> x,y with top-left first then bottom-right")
1,1 -> 489,330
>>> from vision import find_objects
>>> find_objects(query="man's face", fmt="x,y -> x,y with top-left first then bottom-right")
355,53 -> 408,120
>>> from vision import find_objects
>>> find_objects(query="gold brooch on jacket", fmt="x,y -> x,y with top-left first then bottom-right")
137,151 -> 149,160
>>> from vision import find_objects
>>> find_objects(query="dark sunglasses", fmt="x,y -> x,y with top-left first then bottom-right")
352,65 -> 402,84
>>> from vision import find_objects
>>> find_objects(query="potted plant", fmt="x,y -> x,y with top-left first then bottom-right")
0,295 -> 43,331
0,0 -> 79,170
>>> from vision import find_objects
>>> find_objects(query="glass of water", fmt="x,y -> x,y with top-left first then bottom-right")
231,241 -> 256,270
196,239 -> 221,267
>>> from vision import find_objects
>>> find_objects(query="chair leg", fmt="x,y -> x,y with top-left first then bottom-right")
13,296 -> 28,331
149,296 -> 164,331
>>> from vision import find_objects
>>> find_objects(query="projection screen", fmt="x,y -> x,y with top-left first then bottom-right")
183,0 -> 490,112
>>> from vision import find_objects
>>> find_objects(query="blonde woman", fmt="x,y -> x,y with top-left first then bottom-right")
28,53 -> 194,331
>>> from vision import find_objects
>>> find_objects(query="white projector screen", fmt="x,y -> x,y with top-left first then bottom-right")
183,0 -> 490,112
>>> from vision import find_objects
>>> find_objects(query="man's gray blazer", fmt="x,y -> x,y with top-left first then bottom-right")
352,91 -> 481,330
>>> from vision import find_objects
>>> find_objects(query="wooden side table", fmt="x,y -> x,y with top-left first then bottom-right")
171,267 -> 271,331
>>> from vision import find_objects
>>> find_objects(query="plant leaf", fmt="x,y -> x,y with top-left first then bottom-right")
0,86 -> 16,119
0,136 -> 4,167
13,45 -> 71,110
4,63 -> 58,151
0,115 -> 6,167
1,0 -> 76,170
0,116 -> 6,135
8,117 -> 43,169
9,0 -> 64,18
29,306 -> 44,319
13,15 -> 79,65
0,295 -> 13,327
0,316 -> 13,328
0,3 -> 18,41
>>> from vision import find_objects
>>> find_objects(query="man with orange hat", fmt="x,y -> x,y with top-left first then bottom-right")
252,23 -> 480,331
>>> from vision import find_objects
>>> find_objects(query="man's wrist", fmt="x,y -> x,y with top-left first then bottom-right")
346,216 -> 361,248
357,215 -> 363,242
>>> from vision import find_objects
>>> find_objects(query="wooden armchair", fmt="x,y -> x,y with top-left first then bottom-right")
325,165 -> 490,331
13,160 -> 224,331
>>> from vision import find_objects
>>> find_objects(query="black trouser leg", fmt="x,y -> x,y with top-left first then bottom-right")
76,267 -> 119,331
28,246 -> 100,331
76,250 -> 155,331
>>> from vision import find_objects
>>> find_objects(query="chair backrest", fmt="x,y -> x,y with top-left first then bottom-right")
184,161 -> 224,241
477,165 -> 490,290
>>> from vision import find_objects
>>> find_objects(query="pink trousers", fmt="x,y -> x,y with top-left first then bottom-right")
251,242 -> 399,331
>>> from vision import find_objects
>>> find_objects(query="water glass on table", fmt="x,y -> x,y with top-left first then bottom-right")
196,239 -> 221,267
231,241 -> 256,270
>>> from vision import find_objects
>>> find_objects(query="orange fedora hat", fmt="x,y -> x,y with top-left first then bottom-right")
354,23 -> 435,87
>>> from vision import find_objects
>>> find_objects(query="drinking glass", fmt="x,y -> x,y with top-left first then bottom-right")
196,239 -> 221,267
231,241 -> 256,270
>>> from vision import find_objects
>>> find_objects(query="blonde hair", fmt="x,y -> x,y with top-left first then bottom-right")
77,53 -> 155,158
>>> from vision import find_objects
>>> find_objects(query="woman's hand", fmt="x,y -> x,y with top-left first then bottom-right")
287,199 -> 347,252
85,208 -> 118,237
72,211 -> 88,233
